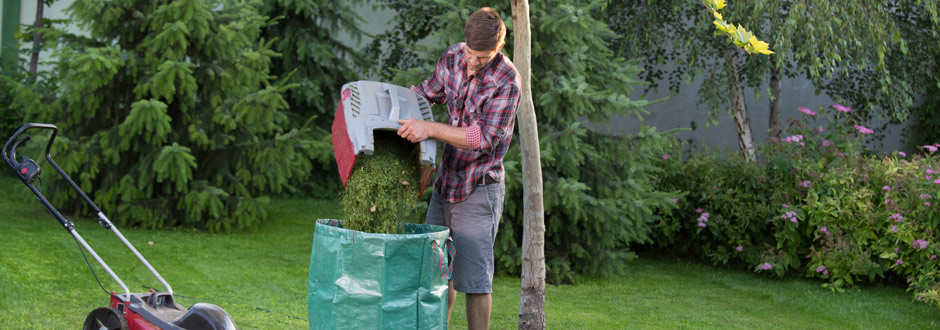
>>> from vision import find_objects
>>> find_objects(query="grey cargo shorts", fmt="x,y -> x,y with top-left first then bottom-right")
426,180 -> 505,294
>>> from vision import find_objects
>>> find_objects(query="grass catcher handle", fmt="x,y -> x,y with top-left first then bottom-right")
383,84 -> 402,122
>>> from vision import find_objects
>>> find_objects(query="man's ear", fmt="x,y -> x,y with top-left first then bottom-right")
496,42 -> 505,53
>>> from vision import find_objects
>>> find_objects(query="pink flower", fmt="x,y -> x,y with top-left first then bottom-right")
798,106 -> 817,116
883,185 -> 891,191
890,213 -> 903,222
697,222 -> 707,228
891,225 -> 898,232
674,198 -> 679,204
899,151 -> 907,157
782,203 -> 789,207
931,255 -> 937,260
759,262 -> 773,270
822,140 -> 832,147
913,239 -> 929,249
819,227 -> 830,235
832,104 -> 852,112
799,181 -> 811,188
701,212 -> 710,219
770,137 -> 779,143
920,194 -> 932,200
824,270 -> 829,275
816,265 -> 827,273
662,154 -> 670,160
815,127 -> 825,133
935,179 -> 940,184
927,202 -> 932,206
925,145 -> 939,153
897,259 -> 904,265
783,135 -> 804,143
853,125 -> 874,134
735,245 -> 743,252
696,208 -> 703,213
781,211 -> 798,223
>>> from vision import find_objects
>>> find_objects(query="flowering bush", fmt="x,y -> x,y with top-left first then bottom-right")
655,104 -> 940,307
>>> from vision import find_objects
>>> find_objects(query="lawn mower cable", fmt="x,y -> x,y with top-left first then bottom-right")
72,227 -> 120,299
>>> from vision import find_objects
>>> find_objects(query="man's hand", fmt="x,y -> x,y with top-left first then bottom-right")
398,119 -> 432,143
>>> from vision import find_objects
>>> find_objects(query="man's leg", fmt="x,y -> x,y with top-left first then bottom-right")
446,182 -> 504,330
466,293 -> 492,330
447,280 -> 456,322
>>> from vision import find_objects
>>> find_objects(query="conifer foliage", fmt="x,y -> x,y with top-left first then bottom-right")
12,0 -> 315,231
258,0 -> 368,190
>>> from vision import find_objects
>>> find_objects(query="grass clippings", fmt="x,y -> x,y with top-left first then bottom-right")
340,130 -> 421,234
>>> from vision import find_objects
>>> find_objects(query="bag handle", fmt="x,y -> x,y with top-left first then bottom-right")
432,239 -> 456,281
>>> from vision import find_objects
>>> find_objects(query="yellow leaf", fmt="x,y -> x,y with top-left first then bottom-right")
748,35 -> 775,55
715,0 -> 727,10
713,11 -> 723,20
714,20 -> 735,34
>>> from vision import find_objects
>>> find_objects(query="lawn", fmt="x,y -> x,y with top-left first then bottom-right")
0,176 -> 937,329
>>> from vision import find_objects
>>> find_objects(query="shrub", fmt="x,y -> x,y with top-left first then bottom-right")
657,104 -> 940,307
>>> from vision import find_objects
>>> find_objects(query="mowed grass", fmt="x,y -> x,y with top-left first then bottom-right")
0,176 -> 938,329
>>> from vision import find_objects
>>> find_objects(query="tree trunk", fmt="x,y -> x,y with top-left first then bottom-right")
724,46 -> 756,161
768,68 -> 782,139
510,1 -> 546,329
29,0 -> 45,75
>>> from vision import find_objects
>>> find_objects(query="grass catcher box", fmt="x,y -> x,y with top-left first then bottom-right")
308,220 -> 452,329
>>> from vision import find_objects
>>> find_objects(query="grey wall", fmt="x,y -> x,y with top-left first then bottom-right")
603,72 -> 909,153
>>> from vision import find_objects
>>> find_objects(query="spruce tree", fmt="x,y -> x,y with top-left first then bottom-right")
12,0 -> 315,231
258,0 -> 368,193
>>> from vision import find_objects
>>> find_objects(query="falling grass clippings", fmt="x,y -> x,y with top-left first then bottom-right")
341,130 -> 422,234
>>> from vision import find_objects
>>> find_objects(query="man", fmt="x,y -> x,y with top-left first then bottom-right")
397,7 -> 520,330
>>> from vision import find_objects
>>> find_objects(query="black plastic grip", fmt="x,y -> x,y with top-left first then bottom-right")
2,123 -> 58,169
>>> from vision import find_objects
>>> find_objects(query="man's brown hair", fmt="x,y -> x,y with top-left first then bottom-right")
464,7 -> 505,51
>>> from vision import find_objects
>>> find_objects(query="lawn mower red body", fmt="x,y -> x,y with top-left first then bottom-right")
3,123 -> 237,330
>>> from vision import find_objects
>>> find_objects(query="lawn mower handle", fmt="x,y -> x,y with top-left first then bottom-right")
3,123 -> 103,215
3,123 -> 57,172
3,123 -> 175,301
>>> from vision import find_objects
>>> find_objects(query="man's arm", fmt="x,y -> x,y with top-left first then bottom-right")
412,47 -> 454,105
397,119 -> 470,150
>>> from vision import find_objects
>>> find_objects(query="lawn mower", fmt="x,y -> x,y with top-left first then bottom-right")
3,123 -> 237,330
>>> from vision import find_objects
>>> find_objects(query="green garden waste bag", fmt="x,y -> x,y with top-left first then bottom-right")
308,219 -> 452,330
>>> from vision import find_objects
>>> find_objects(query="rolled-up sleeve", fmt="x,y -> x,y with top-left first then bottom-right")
469,83 -> 520,153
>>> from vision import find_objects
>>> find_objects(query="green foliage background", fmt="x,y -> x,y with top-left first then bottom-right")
258,0 -> 368,196
9,0 -> 328,231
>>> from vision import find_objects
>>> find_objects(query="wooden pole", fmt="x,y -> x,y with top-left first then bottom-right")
510,1 -> 546,329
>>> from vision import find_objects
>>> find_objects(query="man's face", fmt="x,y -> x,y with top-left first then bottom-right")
465,43 -> 502,73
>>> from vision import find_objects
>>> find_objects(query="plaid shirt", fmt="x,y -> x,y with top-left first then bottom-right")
413,43 -> 521,203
